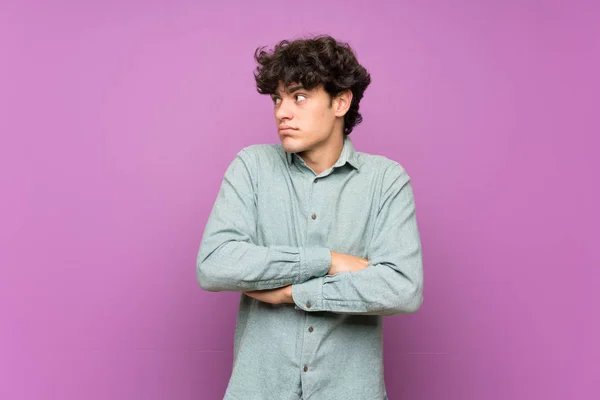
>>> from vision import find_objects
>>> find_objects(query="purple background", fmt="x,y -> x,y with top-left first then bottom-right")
1,1 -> 599,399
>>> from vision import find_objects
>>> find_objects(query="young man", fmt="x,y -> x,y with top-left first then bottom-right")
197,35 -> 424,400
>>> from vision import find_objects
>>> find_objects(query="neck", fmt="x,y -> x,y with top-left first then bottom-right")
297,131 -> 345,175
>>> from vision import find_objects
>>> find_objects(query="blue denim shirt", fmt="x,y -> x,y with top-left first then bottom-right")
197,136 -> 424,400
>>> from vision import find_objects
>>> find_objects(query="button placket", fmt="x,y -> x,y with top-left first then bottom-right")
310,175 -> 319,222
301,174 -> 321,393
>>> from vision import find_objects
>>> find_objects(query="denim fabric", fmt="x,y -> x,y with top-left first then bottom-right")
197,136 -> 423,399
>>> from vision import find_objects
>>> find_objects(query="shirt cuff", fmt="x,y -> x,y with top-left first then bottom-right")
299,247 -> 331,282
292,277 -> 324,312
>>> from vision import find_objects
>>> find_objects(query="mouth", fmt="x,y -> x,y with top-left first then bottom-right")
278,127 -> 298,135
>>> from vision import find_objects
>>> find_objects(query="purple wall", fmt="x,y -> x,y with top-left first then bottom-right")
1,1 -> 598,399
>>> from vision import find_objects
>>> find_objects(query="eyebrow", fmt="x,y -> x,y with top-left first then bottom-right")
273,84 -> 306,97
286,85 -> 305,94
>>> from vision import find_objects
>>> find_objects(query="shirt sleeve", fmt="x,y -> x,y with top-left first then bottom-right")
291,163 -> 424,316
196,147 -> 331,292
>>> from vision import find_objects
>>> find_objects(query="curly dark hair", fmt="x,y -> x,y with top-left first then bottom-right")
253,35 -> 371,136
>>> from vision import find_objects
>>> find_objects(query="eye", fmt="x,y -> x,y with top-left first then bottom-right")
295,94 -> 307,102
272,97 -> 281,105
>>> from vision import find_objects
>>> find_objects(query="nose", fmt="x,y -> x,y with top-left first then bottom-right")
275,98 -> 294,122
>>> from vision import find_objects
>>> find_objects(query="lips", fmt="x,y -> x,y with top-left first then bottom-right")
279,126 -> 298,136
279,125 -> 297,131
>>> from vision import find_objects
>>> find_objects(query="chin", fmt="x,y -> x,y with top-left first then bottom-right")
280,136 -> 309,152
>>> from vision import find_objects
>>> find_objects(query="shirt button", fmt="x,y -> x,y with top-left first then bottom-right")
306,302 -> 311,308
303,365 -> 308,372
308,326 -> 313,333
311,213 -> 317,220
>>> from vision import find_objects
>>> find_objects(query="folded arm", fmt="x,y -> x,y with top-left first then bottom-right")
196,148 -> 331,292
291,164 -> 424,316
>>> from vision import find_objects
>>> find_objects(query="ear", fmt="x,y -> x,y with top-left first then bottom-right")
332,89 -> 353,117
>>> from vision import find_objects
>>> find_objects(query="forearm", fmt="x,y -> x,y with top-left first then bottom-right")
291,260 -> 423,315
197,238 -> 331,292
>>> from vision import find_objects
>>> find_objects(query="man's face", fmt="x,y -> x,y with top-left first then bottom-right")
271,81 -> 339,154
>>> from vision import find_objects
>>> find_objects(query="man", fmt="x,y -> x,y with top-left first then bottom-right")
197,35 -> 424,400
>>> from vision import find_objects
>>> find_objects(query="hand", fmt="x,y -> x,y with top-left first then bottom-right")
328,251 -> 369,275
243,285 -> 294,305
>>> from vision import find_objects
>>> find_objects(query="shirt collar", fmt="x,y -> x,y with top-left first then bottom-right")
285,136 -> 361,171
